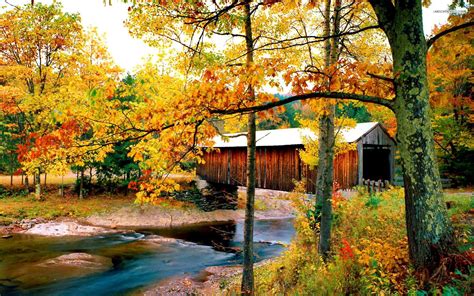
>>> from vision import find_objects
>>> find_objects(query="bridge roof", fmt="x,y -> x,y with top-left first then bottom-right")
212,122 -> 380,148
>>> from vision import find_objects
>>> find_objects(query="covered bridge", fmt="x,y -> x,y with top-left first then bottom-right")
196,122 -> 395,193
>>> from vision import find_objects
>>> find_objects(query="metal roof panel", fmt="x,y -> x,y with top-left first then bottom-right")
211,122 -> 379,147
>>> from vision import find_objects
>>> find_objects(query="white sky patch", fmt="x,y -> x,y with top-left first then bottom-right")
3,0 -> 454,72
4,0 -> 158,72
422,0 -> 452,36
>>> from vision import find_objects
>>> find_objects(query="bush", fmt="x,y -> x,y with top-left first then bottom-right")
0,185 -> 8,199
250,187 -> 416,294
0,186 -> 29,199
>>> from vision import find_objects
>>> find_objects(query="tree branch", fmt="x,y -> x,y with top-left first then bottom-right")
225,25 -> 380,65
426,21 -> 474,50
210,91 -> 394,115
368,0 -> 395,34
367,72 -> 394,83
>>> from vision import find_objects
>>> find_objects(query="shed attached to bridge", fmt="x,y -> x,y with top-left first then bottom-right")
196,122 -> 395,193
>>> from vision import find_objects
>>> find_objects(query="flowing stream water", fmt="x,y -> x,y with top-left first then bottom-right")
0,218 -> 294,295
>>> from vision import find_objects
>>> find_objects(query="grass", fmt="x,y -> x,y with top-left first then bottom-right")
0,188 -> 134,225
0,172 -> 197,225
445,192 -> 474,216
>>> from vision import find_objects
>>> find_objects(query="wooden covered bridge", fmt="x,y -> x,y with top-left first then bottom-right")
196,122 -> 395,193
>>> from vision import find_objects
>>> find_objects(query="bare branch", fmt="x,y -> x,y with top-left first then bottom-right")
210,91 -> 395,116
225,25 -> 380,65
367,72 -> 394,83
4,0 -> 20,9
426,21 -> 474,50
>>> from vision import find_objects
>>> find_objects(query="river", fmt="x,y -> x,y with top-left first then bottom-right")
0,218 -> 294,295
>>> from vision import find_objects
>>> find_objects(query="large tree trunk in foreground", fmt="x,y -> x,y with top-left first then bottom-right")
370,0 -> 452,270
241,1 -> 256,295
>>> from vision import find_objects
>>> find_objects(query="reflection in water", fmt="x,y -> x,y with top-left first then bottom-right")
0,218 -> 294,296
138,221 -> 237,251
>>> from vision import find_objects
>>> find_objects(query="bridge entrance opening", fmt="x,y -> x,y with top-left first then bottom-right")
363,145 -> 391,181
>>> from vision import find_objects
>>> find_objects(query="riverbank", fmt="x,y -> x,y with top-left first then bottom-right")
0,187 -> 295,236
140,264 -> 254,296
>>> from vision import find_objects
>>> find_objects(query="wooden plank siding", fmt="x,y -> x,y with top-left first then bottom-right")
333,150 -> 358,189
196,146 -> 359,193
358,125 -> 393,146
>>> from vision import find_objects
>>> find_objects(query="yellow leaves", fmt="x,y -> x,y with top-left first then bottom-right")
329,187 -> 410,293
355,236 -> 410,293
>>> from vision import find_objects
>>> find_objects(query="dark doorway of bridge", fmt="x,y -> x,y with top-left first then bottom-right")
363,145 -> 391,181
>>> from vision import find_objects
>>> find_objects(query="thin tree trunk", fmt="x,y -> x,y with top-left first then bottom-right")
21,174 -> 24,185
10,173 -> 13,187
89,167 -> 93,192
44,173 -> 47,186
370,0 -> 452,271
25,175 -> 29,189
35,169 -> 41,199
61,175 -> 64,198
79,169 -> 84,199
315,0 -> 340,260
241,1 -> 256,295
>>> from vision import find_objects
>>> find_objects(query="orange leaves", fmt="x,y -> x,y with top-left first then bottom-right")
192,61 -> 285,114
16,119 -> 90,165
427,10 -> 472,156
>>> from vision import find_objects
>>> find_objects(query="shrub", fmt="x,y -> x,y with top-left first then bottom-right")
251,187 -> 414,295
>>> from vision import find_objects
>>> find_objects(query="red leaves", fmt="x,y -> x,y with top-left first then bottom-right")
128,181 -> 139,190
16,119 -> 90,163
340,238 -> 355,260
263,0 -> 282,6
202,69 -> 215,82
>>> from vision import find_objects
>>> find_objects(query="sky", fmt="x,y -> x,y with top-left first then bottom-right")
4,0 -> 456,72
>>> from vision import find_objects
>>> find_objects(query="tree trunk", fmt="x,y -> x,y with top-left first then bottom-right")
241,1 -> 256,295
79,169 -> 84,199
44,173 -> 47,186
242,112 -> 256,295
371,0 -> 452,271
35,169 -> 41,199
316,111 -> 335,258
25,175 -> 29,189
10,174 -> 13,187
89,167 -> 93,190
60,175 -> 64,198
315,0 -> 340,260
